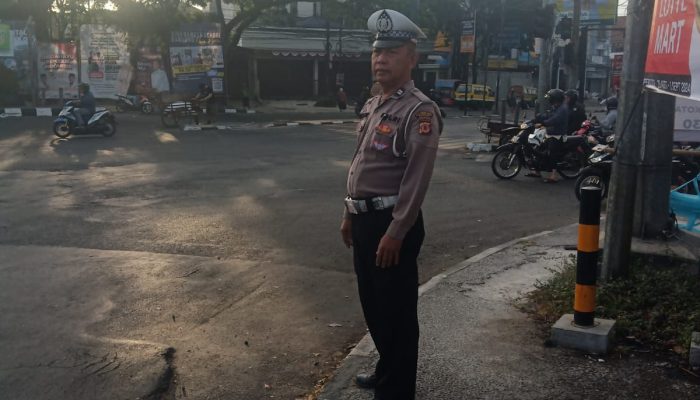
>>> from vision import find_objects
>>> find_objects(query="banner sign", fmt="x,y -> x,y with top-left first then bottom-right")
644,0 -> 700,142
37,42 -> 79,99
0,24 -> 11,57
555,0 -> 619,25
675,97 -> 700,142
611,53 -> 623,91
0,22 -> 31,98
460,16 -> 475,53
170,23 -> 224,94
80,25 -> 132,98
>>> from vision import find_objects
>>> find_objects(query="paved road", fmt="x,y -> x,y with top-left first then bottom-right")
0,113 -> 577,399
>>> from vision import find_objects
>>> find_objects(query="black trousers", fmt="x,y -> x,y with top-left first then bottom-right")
351,209 -> 425,400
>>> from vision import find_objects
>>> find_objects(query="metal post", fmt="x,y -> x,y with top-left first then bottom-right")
601,0 -> 654,281
578,26 -> 588,100
569,0 -> 581,90
575,186 -> 602,327
634,92 -> 676,238
537,37 -> 551,114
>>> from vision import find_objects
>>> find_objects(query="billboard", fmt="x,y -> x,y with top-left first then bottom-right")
37,42 -> 79,100
555,0 -> 619,25
170,23 -> 224,94
80,25 -> 133,98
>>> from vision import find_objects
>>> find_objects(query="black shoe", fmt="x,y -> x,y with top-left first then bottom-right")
355,373 -> 378,389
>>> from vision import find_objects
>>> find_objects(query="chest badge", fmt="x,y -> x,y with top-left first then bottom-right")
375,123 -> 393,136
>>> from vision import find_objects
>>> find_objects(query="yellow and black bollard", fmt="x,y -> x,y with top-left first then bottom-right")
574,186 -> 602,327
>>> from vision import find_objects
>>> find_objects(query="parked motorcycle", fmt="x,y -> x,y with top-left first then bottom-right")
52,101 -> 117,138
116,94 -> 153,114
491,121 -> 590,180
574,141 -> 700,201
574,136 -> 615,200
161,101 -> 198,128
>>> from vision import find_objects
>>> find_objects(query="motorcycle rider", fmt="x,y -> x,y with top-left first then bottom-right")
527,88 -> 569,183
565,89 -> 587,134
74,83 -> 96,127
600,96 -> 618,135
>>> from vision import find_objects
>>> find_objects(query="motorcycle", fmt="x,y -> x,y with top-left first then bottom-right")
116,94 -> 153,114
574,136 -> 616,200
161,101 -> 198,128
574,141 -> 700,201
491,121 -> 590,180
52,101 -> 117,139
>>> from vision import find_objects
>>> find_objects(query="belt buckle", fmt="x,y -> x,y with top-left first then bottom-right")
344,197 -> 359,214
372,197 -> 384,210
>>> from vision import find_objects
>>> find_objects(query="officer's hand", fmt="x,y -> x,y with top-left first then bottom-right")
376,235 -> 402,268
340,218 -> 353,248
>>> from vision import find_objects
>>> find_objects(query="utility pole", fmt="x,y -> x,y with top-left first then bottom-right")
536,0 -> 553,114
634,93 -> 676,237
601,0 -> 654,281
568,0 -> 581,90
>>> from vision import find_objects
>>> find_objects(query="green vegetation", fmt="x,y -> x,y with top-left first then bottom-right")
524,256 -> 700,354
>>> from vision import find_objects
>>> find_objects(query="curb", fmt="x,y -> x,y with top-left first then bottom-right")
181,124 -> 252,131
317,229 -> 557,400
224,108 -> 256,114
0,107 -> 61,118
466,142 -> 498,153
266,120 -> 357,128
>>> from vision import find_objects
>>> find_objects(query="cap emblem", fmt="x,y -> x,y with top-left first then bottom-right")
376,10 -> 393,33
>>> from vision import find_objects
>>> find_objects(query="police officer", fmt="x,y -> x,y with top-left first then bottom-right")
339,9 -> 442,400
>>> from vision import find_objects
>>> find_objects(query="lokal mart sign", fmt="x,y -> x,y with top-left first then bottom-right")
644,0 -> 700,142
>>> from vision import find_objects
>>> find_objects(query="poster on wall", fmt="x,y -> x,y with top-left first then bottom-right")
170,23 -> 224,94
644,0 -> 700,142
0,24 -> 11,57
555,0 -> 619,25
0,22 -> 31,98
37,42 -> 79,99
80,25 -> 132,98
132,47 -> 169,95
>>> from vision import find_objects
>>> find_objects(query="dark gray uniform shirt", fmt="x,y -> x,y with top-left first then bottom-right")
346,80 -> 442,240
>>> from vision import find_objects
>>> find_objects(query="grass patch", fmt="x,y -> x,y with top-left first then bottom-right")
523,255 -> 700,354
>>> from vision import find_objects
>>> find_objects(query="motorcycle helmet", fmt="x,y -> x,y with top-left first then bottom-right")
545,89 -> 565,105
606,96 -> 618,110
564,89 -> 578,104
78,83 -> 90,92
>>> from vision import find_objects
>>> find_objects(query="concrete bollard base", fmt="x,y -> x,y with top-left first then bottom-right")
551,314 -> 615,355
691,332 -> 700,367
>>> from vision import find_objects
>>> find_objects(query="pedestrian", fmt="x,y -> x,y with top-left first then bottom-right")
192,82 -> 215,125
339,9 -> 442,400
337,87 -> 347,111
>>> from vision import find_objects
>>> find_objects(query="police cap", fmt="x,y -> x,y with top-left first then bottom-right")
368,9 -> 427,49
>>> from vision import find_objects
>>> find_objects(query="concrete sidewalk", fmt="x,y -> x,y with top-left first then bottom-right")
318,224 -> 700,400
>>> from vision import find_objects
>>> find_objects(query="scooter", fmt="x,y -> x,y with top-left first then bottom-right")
53,101 -> 117,138
116,94 -> 153,114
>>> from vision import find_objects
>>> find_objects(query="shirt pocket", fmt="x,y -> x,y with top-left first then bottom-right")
368,122 -> 397,156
